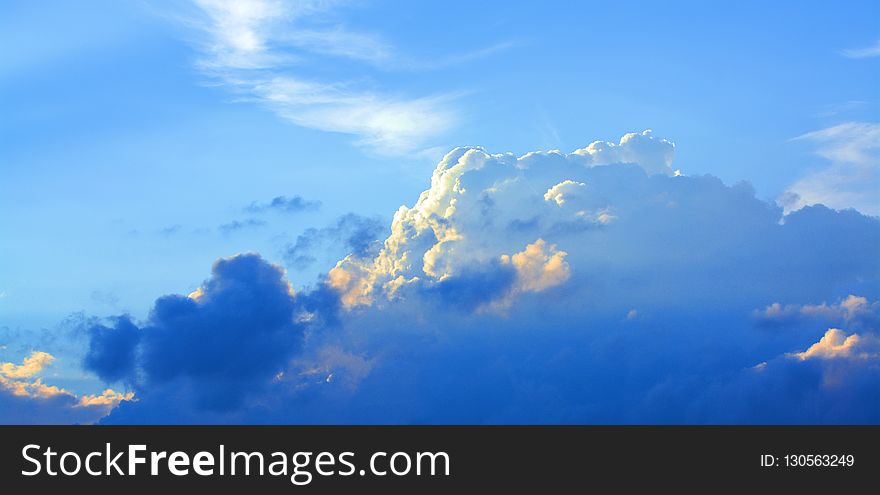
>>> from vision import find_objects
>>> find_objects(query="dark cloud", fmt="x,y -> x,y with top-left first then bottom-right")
84,254 -> 322,413
245,195 -> 321,214
83,316 -> 140,384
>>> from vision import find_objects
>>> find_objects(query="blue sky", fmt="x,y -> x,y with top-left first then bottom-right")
1,0 -> 879,423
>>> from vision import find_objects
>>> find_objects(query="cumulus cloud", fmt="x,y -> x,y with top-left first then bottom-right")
570,130 -> 676,176
84,317 -> 141,383
789,328 -> 880,361
84,253 -> 320,413
544,180 -> 586,206
54,131 -> 880,424
0,351 -> 54,379
780,122 -> 880,216
497,239 -> 569,305
327,130 -> 676,309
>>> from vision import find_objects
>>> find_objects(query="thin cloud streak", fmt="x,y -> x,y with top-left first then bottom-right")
841,40 -> 880,58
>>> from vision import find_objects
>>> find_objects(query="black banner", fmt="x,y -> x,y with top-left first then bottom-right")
0,426 -> 875,491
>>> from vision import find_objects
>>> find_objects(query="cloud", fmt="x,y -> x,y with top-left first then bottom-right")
754,294 -> 879,330
495,239 -> 569,308
790,328 -> 880,361
48,131 -> 880,424
288,345 -> 376,391
84,317 -> 141,384
84,253 -> 314,413
669,327 -> 880,424
841,40 -> 880,58
418,259 -> 517,313
0,351 -> 55,379
185,0 -> 458,153
284,213 -> 384,270
218,218 -> 267,234
327,130 -> 677,309
90,290 -> 120,307
278,26 -> 395,65
544,180 -> 586,206
159,224 -> 183,237
571,130 -> 676,176
245,195 -> 321,214
780,122 -> 880,216
1,352 -> 132,424
78,389 -> 135,407
411,41 -> 521,71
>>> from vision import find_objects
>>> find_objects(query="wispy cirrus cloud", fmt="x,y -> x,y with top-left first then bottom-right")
841,40 -> 880,59
779,122 -> 880,216
184,0 -> 474,154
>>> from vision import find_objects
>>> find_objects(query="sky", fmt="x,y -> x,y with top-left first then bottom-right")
1,0 -> 879,424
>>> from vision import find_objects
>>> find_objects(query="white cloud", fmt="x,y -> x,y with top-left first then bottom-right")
789,328 -> 880,361
841,40 -> 880,59
278,27 -> 394,65
1,352 -> 134,423
328,130 -> 675,309
544,180 -> 586,206
795,122 -> 880,164
754,294 -> 879,329
193,0 -> 290,69
572,130 -> 676,176
780,122 -> 880,216
186,0 -> 458,154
